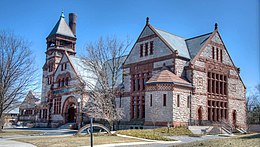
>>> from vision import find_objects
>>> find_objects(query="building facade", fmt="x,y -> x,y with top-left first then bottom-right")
118,18 -> 246,129
19,13 -> 95,128
19,13 -> 246,129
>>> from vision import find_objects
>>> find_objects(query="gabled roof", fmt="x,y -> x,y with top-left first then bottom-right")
185,32 -> 212,59
20,91 -> 41,109
146,69 -> 191,87
48,13 -> 75,38
154,28 -> 191,59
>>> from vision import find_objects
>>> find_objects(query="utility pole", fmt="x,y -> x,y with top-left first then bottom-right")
90,117 -> 93,147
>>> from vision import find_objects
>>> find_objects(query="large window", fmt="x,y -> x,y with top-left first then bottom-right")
54,97 -> 61,114
207,72 -> 227,95
131,72 -> 151,119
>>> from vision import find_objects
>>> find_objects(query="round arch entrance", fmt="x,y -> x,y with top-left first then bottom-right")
63,96 -> 77,123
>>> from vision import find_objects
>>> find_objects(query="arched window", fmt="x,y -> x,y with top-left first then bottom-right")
65,77 -> 69,86
61,78 -> 65,87
58,79 -> 61,87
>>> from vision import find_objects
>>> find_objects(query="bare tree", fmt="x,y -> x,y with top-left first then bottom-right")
82,36 -> 130,130
246,84 -> 260,126
0,31 -> 36,131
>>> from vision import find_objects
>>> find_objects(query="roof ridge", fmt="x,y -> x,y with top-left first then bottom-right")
154,27 -> 186,39
185,32 -> 212,41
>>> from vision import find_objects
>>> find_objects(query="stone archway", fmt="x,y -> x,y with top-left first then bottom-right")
63,96 -> 77,123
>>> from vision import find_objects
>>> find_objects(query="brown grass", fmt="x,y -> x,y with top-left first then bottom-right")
116,127 -> 192,141
174,133 -> 260,147
14,135 -> 143,147
0,129 -> 43,137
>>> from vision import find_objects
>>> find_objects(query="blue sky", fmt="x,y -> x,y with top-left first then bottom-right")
0,0 -> 259,93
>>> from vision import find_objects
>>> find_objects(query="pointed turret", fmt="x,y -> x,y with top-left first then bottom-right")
46,12 -> 77,55
48,12 -> 75,38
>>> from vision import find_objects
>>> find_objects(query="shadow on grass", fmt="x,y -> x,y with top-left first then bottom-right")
240,133 -> 260,139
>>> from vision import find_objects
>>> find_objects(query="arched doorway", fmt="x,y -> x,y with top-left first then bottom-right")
62,96 -> 77,123
198,107 -> 202,125
232,110 -> 237,128
67,104 -> 76,122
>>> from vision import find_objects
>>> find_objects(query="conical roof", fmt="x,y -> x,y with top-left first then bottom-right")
146,69 -> 191,86
48,12 -> 75,38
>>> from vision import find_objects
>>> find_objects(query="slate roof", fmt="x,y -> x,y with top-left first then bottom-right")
104,55 -> 127,88
154,28 -> 191,59
69,55 -> 127,91
185,32 -> 212,59
146,69 -> 191,87
48,14 -> 75,38
69,56 -> 97,91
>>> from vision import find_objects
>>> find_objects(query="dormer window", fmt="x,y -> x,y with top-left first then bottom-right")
150,41 -> 154,55
65,77 -> 69,86
140,41 -> 154,57
145,43 -> 148,56
140,44 -> 143,57
61,63 -> 67,71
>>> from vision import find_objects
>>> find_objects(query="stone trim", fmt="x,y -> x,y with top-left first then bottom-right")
123,54 -> 174,68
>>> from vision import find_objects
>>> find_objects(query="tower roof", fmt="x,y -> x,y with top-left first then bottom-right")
48,12 -> 75,38
146,69 -> 191,87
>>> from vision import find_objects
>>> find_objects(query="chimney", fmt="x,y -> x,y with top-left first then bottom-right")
69,13 -> 76,36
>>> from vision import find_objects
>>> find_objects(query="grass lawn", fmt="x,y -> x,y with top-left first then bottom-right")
14,135 -> 143,147
116,127 -> 193,141
0,129 -> 44,137
174,133 -> 260,147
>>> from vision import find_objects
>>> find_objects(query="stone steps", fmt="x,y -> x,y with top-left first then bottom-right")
188,126 -> 213,134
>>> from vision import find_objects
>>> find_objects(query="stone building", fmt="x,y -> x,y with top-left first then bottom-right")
19,91 -> 40,123
118,18 -> 247,129
20,13 -> 246,130
30,12 -> 95,127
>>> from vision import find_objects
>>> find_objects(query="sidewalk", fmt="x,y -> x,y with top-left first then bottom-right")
0,138 -> 36,147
